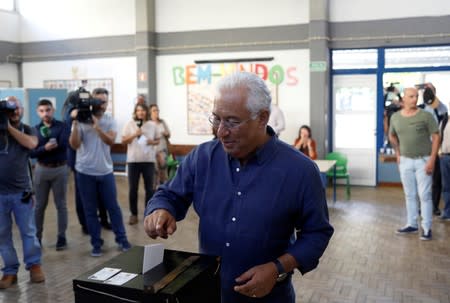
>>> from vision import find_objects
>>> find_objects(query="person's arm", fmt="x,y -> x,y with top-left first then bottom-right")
7,123 -> 38,150
69,120 -> 81,150
92,115 -> 116,146
426,132 -> 440,175
121,122 -> 141,145
388,132 -> 400,164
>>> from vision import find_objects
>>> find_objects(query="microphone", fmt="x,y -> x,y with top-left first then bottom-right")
136,119 -> 143,138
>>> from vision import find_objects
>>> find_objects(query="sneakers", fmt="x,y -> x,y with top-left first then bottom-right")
29,264 -> 45,283
118,241 -> 131,252
56,236 -> 67,251
440,216 -> 450,221
420,230 -> 432,241
396,226 -> 418,234
0,275 -> 17,289
129,215 -> 138,225
91,247 -> 103,257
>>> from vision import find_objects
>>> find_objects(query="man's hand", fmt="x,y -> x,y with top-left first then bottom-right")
425,158 -> 435,175
44,141 -> 58,151
143,209 -> 177,239
233,262 -> 278,298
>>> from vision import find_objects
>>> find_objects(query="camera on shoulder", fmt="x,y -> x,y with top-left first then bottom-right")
68,87 -> 104,123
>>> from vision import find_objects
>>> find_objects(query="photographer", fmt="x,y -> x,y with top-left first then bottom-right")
419,83 -> 448,216
69,88 -> 130,257
0,96 -> 45,289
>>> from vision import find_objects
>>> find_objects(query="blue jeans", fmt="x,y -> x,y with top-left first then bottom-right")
398,156 -> 433,231
76,172 -> 128,249
0,193 -> 42,275
440,154 -> 450,218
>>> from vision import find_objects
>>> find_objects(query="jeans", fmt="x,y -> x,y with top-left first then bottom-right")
76,172 -> 128,249
34,164 -> 69,240
398,156 -> 433,232
127,162 -> 155,216
440,154 -> 450,218
0,193 -> 42,275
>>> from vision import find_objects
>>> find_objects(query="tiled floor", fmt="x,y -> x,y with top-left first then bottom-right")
0,174 -> 449,303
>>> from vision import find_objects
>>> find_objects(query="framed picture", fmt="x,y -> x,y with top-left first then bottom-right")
43,78 -> 114,116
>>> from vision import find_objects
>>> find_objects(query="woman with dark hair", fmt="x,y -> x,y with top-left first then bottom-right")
121,104 -> 159,225
294,125 -> 317,159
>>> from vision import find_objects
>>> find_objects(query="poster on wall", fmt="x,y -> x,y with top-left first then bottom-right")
186,71 -> 278,135
43,78 -> 114,116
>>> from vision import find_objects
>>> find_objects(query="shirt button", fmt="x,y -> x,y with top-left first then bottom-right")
232,217 -> 236,222
237,191 -> 241,196
225,242 -> 230,247
236,168 -> 240,172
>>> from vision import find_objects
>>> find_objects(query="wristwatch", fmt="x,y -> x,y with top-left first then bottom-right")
272,259 -> 288,282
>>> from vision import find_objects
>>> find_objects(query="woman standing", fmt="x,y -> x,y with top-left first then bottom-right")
150,104 -> 171,186
122,104 -> 159,225
294,125 -> 317,160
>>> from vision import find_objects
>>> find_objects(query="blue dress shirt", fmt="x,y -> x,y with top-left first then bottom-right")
145,128 -> 334,303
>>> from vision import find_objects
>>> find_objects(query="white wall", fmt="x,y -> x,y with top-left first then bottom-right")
330,0 -> 450,22
0,10 -> 19,42
17,0 -> 135,42
21,56 -> 137,140
155,0 -> 309,33
0,63 -> 19,87
156,49 -> 310,145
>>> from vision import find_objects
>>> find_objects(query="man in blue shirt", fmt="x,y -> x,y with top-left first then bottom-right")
144,72 -> 333,303
30,99 -> 69,250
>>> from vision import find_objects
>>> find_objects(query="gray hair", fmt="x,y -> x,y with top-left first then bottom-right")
216,71 -> 272,117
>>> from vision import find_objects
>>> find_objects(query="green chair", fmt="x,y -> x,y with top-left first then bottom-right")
325,152 -> 351,199
166,153 -> 179,180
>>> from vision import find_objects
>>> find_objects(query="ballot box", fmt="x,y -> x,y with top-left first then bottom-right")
73,246 -> 220,303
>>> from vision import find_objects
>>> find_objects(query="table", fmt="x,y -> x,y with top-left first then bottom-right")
314,159 -> 337,203
73,247 -> 220,303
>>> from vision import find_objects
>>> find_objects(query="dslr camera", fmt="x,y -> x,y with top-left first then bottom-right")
68,87 -> 104,123
0,99 -> 17,130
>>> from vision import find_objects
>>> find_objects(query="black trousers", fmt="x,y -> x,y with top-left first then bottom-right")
127,162 -> 155,216
432,156 -> 442,211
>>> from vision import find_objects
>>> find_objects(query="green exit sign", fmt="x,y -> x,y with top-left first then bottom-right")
310,61 -> 327,72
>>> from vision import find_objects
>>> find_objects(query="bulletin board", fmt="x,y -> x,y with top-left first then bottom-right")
186,81 -> 278,135
43,78 -> 114,116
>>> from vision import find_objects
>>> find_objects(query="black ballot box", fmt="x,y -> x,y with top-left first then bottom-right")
73,246 -> 220,303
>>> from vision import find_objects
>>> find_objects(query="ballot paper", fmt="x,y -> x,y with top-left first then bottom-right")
104,272 -> 138,285
142,243 -> 164,274
88,267 -> 121,281
137,135 -> 151,154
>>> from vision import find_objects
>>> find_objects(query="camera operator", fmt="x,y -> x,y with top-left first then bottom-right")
419,83 -> 448,216
0,96 -> 45,289
69,88 -> 130,257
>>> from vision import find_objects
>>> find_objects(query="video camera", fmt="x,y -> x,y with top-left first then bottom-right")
0,99 -> 17,131
67,87 -> 104,123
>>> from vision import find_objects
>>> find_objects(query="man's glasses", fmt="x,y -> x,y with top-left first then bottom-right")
208,114 -> 255,130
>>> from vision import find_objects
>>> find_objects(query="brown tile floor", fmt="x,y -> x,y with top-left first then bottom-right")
0,174 -> 449,303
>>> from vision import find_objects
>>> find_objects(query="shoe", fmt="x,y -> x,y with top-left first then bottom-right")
433,209 -> 441,216
129,215 -> 138,225
440,216 -> 450,221
81,226 -> 89,235
396,226 -> 418,234
0,275 -> 17,289
118,241 -> 131,252
91,247 -> 103,257
56,236 -> 67,251
420,230 -> 432,241
101,221 -> 112,230
29,264 -> 45,283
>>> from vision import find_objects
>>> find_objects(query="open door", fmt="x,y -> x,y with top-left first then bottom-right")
332,74 -> 377,186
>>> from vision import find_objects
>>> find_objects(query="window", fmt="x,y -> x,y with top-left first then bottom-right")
0,0 -> 14,11
332,49 -> 378,70
385,46 -> 450,68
